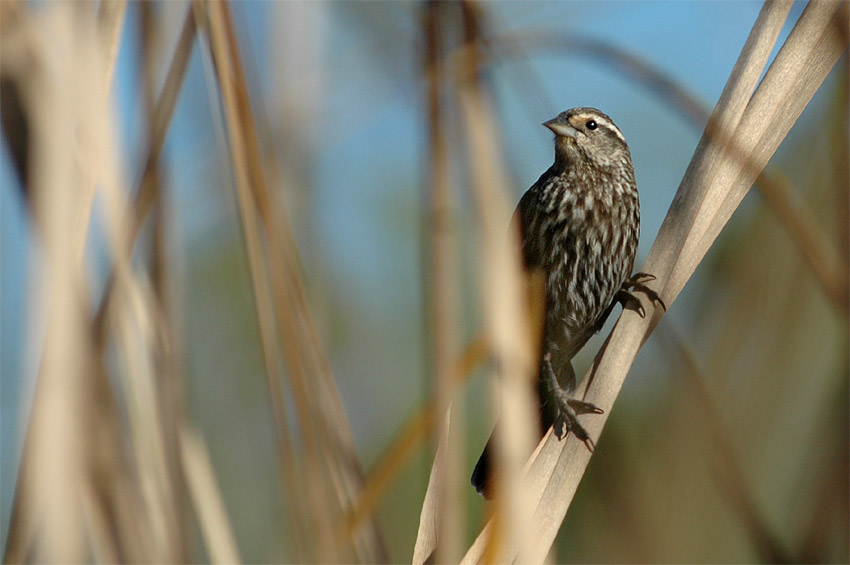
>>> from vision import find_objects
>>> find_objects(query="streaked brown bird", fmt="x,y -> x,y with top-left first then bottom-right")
471,107 -> 661,498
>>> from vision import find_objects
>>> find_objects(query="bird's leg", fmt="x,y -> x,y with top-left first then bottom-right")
542,354 -> 603,452
616,272 -> 666,317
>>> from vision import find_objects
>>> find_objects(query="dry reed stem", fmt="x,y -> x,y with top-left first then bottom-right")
87,6 -> 231,560
5,3 -> 177,561
193,0 -> 311,558
250,34 -> 390,557
463,1 -> 848,561
454,8 -> 539,564
23,9 -> 90,559
413,406 -> 453,565
92,6 -> 196,348
2,4 -> 152,561
212,12 -> 319,556
249,51 -> 391,565
209,3 -> 325,527
96,28 -> 182,565
686,2 -> 846,287
180,426 -> 243,564
96,0 -> 127,88
85,10 -> 197,561
421,3 -> 465,562
140,5 -> 190,559
202,2 -> 386,560
201,3 -> 325,561
413,4 -> 540,557
296,275 -> 389,562
80,26 -> 188,556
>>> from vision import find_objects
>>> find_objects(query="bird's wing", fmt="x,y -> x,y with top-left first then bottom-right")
513,186 -> 546,271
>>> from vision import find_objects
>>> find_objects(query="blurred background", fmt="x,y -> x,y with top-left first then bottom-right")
1,1 -> 847,562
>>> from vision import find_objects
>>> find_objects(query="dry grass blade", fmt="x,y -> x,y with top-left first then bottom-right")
180,426 -> 243,564
31,11 -> 196,561
3,1 -> 198,561
413,3 -> 539,559
11,9 -> 90,560
456,80 -> 534,565
74,18 -> 196,557
194,4 -> 309,561
685,1 -> 847,287
14,5 -> 236,563
96,0 -> 127,88
651,0 -> 795,299
92,6 -> 196,348
463,0 -> 849,561
139,5 -> 191,560
97,34 -> 183,565
198,2 -> 318,560
421,3 -> 464,562
412,407 -> 453,565
455,3 -> 539,563
201,1 -> 386,560
2,4 -> 155,562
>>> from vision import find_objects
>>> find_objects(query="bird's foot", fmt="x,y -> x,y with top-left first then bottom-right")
616,272 -> 666,317
543,354 -> 603,452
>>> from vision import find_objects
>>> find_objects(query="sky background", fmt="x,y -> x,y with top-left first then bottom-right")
3,1 -> 845,562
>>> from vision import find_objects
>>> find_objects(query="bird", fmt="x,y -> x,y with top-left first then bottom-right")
470,107 -> 662,498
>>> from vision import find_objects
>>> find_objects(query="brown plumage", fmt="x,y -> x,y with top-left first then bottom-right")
472,107 -> 660,498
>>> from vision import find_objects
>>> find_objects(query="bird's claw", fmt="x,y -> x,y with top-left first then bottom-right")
568,398 -> 605,415
627,272 -> 656,285
618,272 -> 666,315
615,288 -> 646,317
552,412 -> 596,452
543,354 -> 602,453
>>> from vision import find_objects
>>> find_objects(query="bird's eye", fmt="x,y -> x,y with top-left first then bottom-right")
586,120 -> 597,130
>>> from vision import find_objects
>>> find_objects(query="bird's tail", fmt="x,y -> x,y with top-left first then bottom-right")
470,434 -> 494,498
470,376 -> 556,498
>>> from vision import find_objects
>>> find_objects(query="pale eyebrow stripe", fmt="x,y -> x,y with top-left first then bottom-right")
573,113 -> 627,144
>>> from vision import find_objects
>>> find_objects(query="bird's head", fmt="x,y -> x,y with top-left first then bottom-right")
544,107 -> 631,171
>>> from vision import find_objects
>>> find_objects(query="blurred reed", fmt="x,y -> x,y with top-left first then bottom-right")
2,0 -> 846,563
4,1 -> 386,562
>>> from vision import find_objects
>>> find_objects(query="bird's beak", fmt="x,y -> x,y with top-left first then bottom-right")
543,118 -> 578,138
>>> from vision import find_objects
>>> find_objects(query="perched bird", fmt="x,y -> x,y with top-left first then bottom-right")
471,107 -> 662,498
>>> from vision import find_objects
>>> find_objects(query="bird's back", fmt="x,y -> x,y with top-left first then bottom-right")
517,158 -> 639,391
